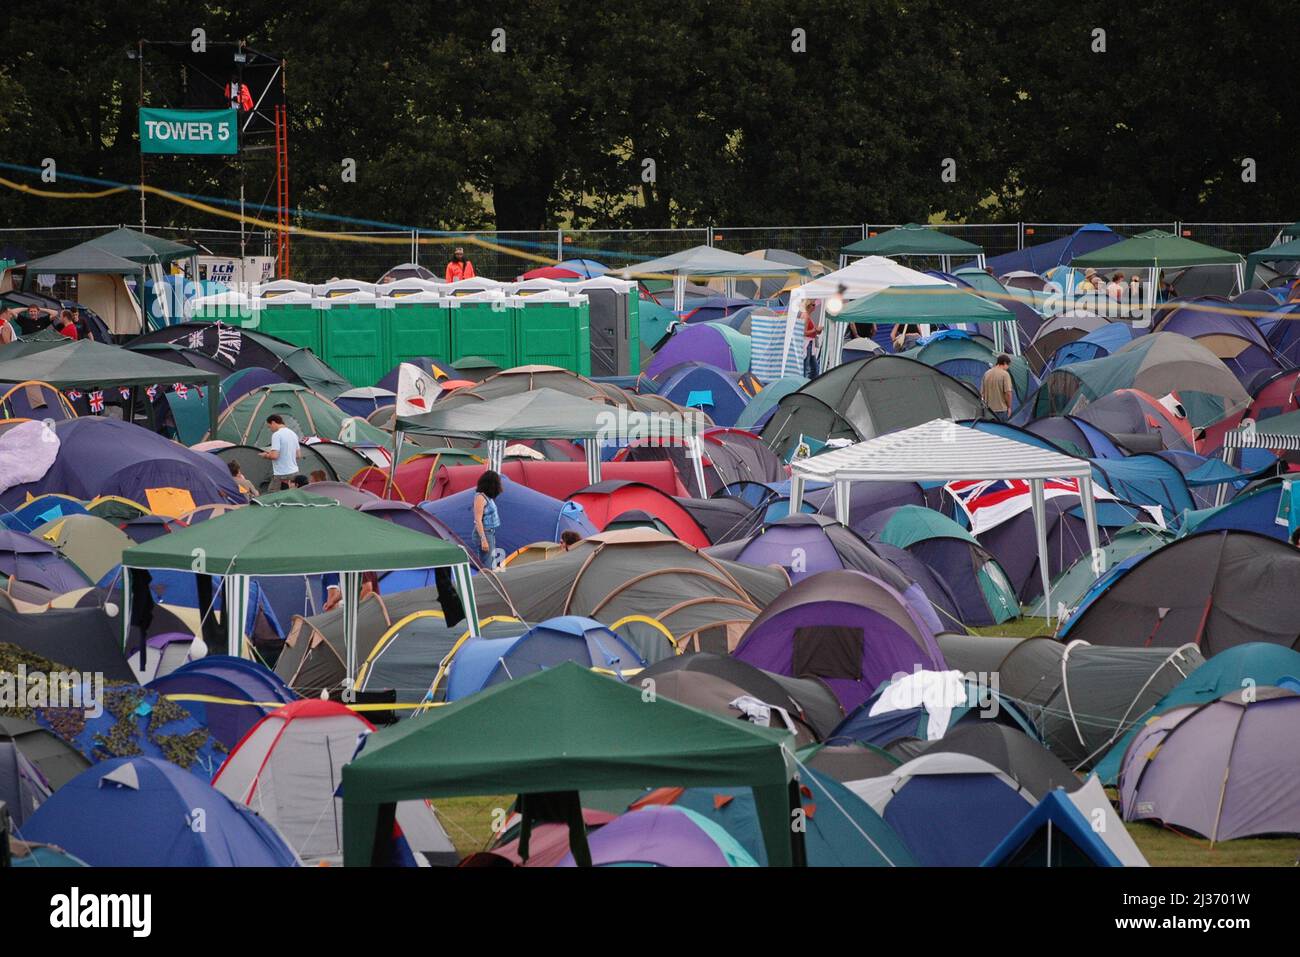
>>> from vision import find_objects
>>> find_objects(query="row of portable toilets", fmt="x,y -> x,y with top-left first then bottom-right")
188,275 -> 642,384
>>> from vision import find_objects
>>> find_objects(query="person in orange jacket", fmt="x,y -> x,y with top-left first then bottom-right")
445,247 -> 476,283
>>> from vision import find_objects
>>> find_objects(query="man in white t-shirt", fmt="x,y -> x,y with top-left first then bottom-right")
260,414 -> 301,490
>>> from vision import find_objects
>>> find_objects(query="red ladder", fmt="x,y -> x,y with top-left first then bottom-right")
274,103 -> 291,278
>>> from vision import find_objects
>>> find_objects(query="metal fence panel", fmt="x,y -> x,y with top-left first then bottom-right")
1180,222 -> 1290,255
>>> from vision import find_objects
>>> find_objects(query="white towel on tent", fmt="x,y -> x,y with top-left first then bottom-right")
868,670 -> 969,739
0,419 -> 59,495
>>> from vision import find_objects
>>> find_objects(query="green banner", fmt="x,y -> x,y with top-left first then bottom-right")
139,107 -> 238,155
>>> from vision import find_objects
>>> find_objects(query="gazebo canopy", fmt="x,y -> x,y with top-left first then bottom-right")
0,338 -> 221,429
619,245 -> 807,279
1071,230 -> 1242,269
834,285 -> 1017,324
341,662 -> 802,867
788,419 -> 1099,619
1244,236 -> 1300,287
841,223 -> 984,257
20,241 -> 143,276
88,227 -> 195,266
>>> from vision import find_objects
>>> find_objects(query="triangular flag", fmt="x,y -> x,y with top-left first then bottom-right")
396,362 -> 442,417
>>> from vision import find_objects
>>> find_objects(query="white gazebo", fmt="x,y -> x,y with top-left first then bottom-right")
789,419 -> 1101,622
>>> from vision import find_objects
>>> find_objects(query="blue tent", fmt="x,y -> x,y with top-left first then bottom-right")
21,756 -> 301,866
657,763 -> 916,866
828,678 -> 1038,748
1046,323 -> 1136,371
982,787 -> 1125,866
1090,454 -> 1196,522
1022,415 -> 1127,459
869,756 -> 1036,866
653,362 -> 757,427
1092,642 -> 1300,784
0,495 -> 89,533
419,477 -> 595,559
445,616 -> 646,701
1181,480 -> 1286,539
981,224 -> 1124,277
147,656 -> 299,750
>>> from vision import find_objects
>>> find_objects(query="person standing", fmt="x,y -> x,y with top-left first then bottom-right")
445,247 -> 476,283
801,300 -> 822,378
260,414 -> 301,490
472,470 -> 503,569
981,354 -> 1014,423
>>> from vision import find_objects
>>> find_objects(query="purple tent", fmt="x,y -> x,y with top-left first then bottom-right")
359,499 -> 463,541
1120,688 -> 1300,842
1154,298 -> 1281,389
801,479 -> 931,531
0,530 -> 90,593
557,805 -> 757,867
733,569 -> 945,712
644,323 -> 746,379
0,418 -> 241,511
977,495 -> 1109,603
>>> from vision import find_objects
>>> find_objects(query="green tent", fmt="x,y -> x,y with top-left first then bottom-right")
1071,230 -> 1243,269
121,490 -> 477,680
1029,522 -> 1173,617
399,387 -> 708,491
0,338 -> 220,430
20,241 -> 144,278
87,227 -> 194,266
1244,236 -> 1300,288
341,662 -> 802,866
215,382 -> 390,448
840,223 -> 984,260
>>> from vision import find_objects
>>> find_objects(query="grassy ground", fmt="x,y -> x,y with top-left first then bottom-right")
432,621 -> 1298,866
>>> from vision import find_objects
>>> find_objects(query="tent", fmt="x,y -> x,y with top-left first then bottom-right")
0,338 -> 221,430
21,756 -> 301,866
444,616 -> 646,700
341,662 -> 804,866
0,530 -> 91,593
760,355 -> 983,459
825,286 -> 1017,367
472,529 -> 788,650
146,656 -> 299,749
901,332 -> 1034,405
1059,529 -> 1300,655
645,322 -> 751,378
732,569 -> 945,712
121,490 -> 477,683
1029,332 -> 1251,428
918,722 -> 1080,798
632,762 -> 915,866
1093,642 -> 1300,785
0,418 -> 239,517
734,375 -> 807,432
1244,235 -> 1300,288
651,362 -> 758,426
1028,522 -> 1173,618
983,775 -> 1148,866
30,513 -> 135,583
1071,229 -> 1245,294
790,420 -> 1101,621
212,698 -> 457,865
981,223 -> 1124,277
567,481 -> 710,547
421,477 -> 594,565
1119,687 -> 1300,842
619,245 -> 806,312
215,382 -> 390,448
627,668 -> 820,748
840,224 -> 985,270
18,241 -> 148,335
556,804 -> 759,867
938,634 -> 1204,770
846,752 -> 1036,866
1025,312 -> 1109,374
0,715 -> 90,825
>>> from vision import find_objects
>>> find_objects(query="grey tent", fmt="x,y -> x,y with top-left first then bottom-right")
918,722 -> 1080,799
1060,530 -> 1300,657
0,716 -> 91,825
937,633 -> 1204,770
619,245 -> 807,311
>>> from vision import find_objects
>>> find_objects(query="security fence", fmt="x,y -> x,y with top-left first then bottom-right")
1,221 -> 1294,284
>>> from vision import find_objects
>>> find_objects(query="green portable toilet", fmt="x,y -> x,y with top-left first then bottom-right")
573,276 -> 640,376
380,284 -> 450,370
447,288 -> 515,369
255,280 -> 321,355
316,281 -> 386,387
512,288 -> 590,375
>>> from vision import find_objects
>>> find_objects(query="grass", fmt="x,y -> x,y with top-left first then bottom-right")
432,622 -> 1297,867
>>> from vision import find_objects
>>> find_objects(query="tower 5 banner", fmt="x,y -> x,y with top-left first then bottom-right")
139,108 -> 238,155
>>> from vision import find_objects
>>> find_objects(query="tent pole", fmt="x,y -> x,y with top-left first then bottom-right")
834,478 -> 849,526
227,574 -> 248,660
455,563 -> 480,636
122,566 -> 135,661
1079,474 -> 1100,576
687,434 -> 706,498
385,429 -> 404,499
585,441 -> 601,486
342,570 -> 360,685
788,474 -> 804,515
1030,478 -> 1052,624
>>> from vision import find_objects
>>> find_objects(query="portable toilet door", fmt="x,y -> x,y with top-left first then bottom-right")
253,282 -> 321,354
385,290 -> 450,369
316,287 -> 387,387
448,289 -> 515,369
514,289 -> 590,375
575,276 -> 639,376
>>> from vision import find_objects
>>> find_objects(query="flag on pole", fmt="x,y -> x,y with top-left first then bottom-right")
173,383 -> 188,398
88,391 -> 105,413
66,390 -> 82,401
395,362 -> 441,417
146,385 -> 158,400
119,387 -> 132,401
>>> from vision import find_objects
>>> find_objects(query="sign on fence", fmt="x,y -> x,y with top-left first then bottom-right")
139,108 -> 238,155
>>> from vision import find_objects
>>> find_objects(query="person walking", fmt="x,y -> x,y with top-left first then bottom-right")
260,414 -> 301,490
981,354 -> 1014,423
472,469 -> 503,569
445,246 -> 476,283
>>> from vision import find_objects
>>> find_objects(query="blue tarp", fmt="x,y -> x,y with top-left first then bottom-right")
980,224 -> 1124,277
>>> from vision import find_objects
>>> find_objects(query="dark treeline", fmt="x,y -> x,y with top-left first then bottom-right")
0,0 -> 1295,232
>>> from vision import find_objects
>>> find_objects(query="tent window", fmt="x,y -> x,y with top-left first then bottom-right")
792,626 -> 863,681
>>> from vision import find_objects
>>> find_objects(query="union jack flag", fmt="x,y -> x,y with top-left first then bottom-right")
119,387 -> 131,400
946,478 -> 1089,535
66,390 -> 82,401
146,385 -> 158,400
88,391 -> 105,413
173,383 -> 188,398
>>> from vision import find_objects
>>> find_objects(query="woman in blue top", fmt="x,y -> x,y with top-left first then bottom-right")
473,470 -> 503,569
